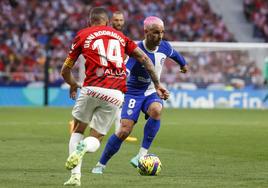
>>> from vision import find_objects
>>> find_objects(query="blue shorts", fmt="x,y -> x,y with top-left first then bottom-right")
121,92 -> 163,122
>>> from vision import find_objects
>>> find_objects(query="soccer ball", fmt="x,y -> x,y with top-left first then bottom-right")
138,154 -> 162,176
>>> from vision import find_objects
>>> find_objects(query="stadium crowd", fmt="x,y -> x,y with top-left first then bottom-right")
243,0 -> 268,41
161,51 -> 263,89
0,0 -> 263,89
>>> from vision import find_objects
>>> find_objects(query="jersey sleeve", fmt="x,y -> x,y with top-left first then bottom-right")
126,57 -> 136,72
124,37 -> 138,56
64,34 -> 82,68
126,57 -> 137,77
165,41 -> 187,66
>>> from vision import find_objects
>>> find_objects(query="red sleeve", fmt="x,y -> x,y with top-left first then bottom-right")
124,37 -> 137,56
67,34 -> 82,62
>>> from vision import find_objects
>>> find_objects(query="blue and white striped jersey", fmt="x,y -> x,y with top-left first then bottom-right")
126,40 -> 187,96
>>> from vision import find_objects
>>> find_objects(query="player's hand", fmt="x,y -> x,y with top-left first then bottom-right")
69,83 -> 81,100
180,65 -> 188,73
156,84 -> 169,100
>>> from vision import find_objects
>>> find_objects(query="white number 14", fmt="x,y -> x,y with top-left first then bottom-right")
92,39 -> 123,68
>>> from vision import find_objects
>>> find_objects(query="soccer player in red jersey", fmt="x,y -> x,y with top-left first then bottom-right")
62,7 -> 169,186
68,11 -> 138,141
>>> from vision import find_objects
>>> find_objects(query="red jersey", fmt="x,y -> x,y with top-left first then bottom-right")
67,25 -> 137,93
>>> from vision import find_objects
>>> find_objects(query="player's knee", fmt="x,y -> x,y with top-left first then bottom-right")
73,119 -> 87,134
117,130 -> 131,140
149,108 -> 162,120
117,121 -> 133,140
73,128 -> 85,134
117,126 -> 131,140
147,103 -> 162,120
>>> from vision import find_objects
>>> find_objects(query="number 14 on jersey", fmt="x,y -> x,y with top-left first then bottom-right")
92,39 -> 123,68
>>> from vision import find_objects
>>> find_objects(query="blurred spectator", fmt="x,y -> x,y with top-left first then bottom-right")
0,0 -> 88,86
243,0 -> 268,41
1,0 -> 259,90
161,50 -> 263,89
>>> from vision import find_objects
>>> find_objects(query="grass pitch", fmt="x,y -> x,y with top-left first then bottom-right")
0,107 -> 267,188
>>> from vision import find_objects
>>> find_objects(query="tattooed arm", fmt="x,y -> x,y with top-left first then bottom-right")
131,47 -> 169,100
131,47 -> 159,86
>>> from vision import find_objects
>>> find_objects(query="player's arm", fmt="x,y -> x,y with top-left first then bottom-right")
171,50 -> 188,73
168,45 -> 188,73
61,34 -> 82,100
61,58 -> 81,100
131,47 -> 169,100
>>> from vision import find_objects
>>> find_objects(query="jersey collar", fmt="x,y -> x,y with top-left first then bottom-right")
142,40 -> 159,53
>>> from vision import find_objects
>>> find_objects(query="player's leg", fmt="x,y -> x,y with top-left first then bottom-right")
64,119 -> 87,186
67,99 -> 118,175
81,100 -> 119,156
65,94 -> 96,170
64,94 -> 95,186
141,102 -> 162,151
114,107 -> 121,133
69,120 -> 74,134
92,94 -> 142,174
65,126 -> 102,186
85,96 -> 124,174
91,119 -> 135,174
130,93 -> 163,168
115,106 -> 138,142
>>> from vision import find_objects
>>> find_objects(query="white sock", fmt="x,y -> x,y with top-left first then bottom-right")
71,173 -> 81,178
83,136 -> 100,153
138,147 -> 148,157
96,162 -> 106,168
114,108 -> 121,133
69,133 -> 84,175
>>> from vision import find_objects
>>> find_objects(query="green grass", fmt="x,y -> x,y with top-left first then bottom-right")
0,107 -> 267,188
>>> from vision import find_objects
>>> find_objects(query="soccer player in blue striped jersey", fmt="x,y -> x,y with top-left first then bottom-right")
91,16 -> 187,174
